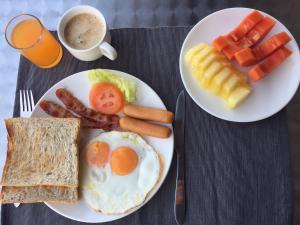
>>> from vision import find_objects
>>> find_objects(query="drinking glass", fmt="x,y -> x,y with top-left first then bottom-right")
5,14 -> 63,68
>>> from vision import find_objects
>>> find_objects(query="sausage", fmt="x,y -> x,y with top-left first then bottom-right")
123,104 -> 174,123
39,100 -> 118,131
120,117 -> 171,138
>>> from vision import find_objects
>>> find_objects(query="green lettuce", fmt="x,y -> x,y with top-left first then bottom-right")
88,69 -> 136,102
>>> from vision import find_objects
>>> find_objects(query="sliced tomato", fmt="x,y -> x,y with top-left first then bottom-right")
89,83 -> 124,115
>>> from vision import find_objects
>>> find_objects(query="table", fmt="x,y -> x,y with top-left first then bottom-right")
1,27 -> 293,225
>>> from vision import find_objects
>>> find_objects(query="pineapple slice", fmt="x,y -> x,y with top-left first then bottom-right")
221,75 -> 241,98
191,45 -> 216,68
226,85 -> 251,108
184,42 -> 252,109
198,53 -> 216,72
191,66 -> 204,82
196,52 -> 223,82
199,52 -> 229,72
184,43 -> 206,64
232,69 -> 248,84
200,61 -> 223,88
209,67 -> 231,95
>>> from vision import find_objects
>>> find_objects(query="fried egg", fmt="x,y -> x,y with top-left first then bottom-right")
81,131 -> 161,214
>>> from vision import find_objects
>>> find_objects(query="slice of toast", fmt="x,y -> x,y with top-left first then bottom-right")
1,118 -> 80,187
0,186 -> 78,204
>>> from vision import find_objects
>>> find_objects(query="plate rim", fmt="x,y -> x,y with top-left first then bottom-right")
30,69 -> 174,223
179,7 -> 300,122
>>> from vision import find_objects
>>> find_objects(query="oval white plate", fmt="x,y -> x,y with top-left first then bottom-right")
179,7 -> 300,122
31,69 -> 174,223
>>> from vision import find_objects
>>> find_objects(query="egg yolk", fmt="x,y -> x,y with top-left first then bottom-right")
110,147 -> 138,176
86,141 -> 110,167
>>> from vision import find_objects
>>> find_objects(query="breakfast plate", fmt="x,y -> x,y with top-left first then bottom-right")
179,7 -> 300,122
31,69 -> 174,223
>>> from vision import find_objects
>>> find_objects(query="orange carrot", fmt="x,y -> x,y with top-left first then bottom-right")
234,48 -> 256,66
212,36 -> 232,51
237,17 -> 276,48
253,32 -> 291,61
235,32 -> 291,66
228,10 -> 264,42
248,46 -> 292,81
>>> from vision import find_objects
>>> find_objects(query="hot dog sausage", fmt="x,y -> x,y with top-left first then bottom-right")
120,117 -> 171,138
123,104 -> 174,123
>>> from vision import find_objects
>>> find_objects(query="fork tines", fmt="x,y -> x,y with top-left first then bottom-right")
20,90 -> 35,112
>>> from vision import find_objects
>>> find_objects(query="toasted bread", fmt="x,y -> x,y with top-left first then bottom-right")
0,186 -> 78,204
1,118 -> 80,187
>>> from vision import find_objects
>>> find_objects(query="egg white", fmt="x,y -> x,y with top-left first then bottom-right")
80,131 -> 161,214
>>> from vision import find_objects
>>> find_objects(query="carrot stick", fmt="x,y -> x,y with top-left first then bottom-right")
228,10 -> 264,42
248,46 -> 292,81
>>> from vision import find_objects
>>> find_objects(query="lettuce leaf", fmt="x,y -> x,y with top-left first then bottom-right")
88,69 -> 136,102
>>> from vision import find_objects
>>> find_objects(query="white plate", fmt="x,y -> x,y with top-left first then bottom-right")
179,7 -> 300,122
31,69 -> 174,223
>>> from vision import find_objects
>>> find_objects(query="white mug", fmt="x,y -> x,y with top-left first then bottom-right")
57,5 -> 117,61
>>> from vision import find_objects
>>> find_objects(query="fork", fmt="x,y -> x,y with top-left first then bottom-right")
20,90 -> 35,117
13,90 -> 35,207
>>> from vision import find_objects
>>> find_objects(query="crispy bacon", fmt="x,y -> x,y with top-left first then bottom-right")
39,100 -> 119,131
55,88 -> 119,125
39,100 -> 76,118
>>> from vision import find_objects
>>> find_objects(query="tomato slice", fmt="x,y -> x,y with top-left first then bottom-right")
89,83 -> 125,115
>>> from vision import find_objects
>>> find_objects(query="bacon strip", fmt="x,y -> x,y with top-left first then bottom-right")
55,88 -> 119,125
39,100 -> 76,118
39,100 -> 118,131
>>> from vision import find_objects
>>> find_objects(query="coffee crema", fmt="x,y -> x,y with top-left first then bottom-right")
64,13 -> 104,50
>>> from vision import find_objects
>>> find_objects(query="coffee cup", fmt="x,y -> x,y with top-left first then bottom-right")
57,5 -> 117,61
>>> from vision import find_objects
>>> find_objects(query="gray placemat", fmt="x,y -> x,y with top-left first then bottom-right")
2,27 -> 292,225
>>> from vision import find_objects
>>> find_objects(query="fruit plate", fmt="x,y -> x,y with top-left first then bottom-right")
31,69 -> 174,223
179,7 -> 300,122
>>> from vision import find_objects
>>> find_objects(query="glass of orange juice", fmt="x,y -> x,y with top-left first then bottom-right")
5,14 -> 63,68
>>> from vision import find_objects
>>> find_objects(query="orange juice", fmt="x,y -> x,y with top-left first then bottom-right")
10,18 -> 62,68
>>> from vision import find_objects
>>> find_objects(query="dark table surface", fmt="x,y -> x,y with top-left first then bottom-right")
3,0 -> 300,224
2,26 -> 293,225
96,1 -> 300,223
91,0 -> 300,40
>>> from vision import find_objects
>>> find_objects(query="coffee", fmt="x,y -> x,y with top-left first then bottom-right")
64,13 -> 104,50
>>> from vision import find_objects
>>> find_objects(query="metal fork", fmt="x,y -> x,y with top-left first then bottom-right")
13,90 -> 35,207
20,90 -> 35,117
